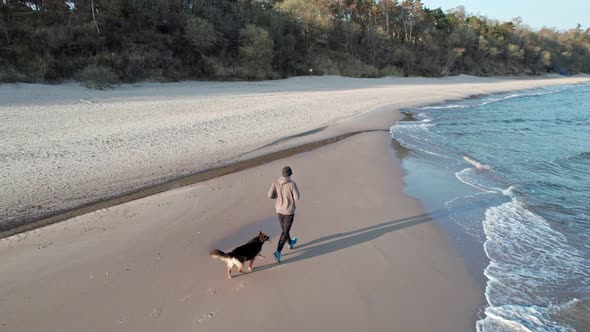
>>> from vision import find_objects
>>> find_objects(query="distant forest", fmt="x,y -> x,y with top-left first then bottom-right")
1,0 -> 589,86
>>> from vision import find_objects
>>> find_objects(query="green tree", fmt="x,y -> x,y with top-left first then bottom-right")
239,24 -> 275,79
184,16 -> 218,56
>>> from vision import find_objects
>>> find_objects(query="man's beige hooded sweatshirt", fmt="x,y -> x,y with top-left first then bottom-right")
268,176 -> 300,215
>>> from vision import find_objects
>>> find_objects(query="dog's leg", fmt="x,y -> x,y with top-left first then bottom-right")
227,263 -> 233,279
248,257 -> 256,271
237,261 -> 245,274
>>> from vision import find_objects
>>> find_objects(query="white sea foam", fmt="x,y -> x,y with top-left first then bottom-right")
477,301 -> 578,332
393,120 -> 434,129
504,93 -> 522,99
423,90 -> 566,110
421,104 -> 467,110
455,168 -> 499,193
392,136 -> 451,159
421,93 -> 538,110
412,146 -> 449,158
390,123 -> 457,160
464,155 -> 492,170
480,90 -> 562,107
477,197 -> 589,332
502,185 -> 517,198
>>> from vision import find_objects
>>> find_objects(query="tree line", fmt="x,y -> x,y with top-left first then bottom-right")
1,0 -> 589,86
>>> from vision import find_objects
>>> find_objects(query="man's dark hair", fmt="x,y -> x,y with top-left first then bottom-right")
282,166 -> 293,177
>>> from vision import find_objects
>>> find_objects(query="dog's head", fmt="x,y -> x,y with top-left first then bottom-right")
258,230 -> 270,243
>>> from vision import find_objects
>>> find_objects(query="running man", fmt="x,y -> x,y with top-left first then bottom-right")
268,166 -> 300,263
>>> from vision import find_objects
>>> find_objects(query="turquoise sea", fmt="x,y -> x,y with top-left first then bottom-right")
390,84 -> 590,331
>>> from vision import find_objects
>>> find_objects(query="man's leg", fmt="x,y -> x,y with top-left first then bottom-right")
283,214 -> 293,245
277,214 -> 294,253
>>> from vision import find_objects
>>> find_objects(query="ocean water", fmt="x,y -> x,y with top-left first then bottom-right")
390,84 -> 590,331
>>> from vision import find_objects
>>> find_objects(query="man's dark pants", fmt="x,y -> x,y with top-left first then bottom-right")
277,213 -> 294,252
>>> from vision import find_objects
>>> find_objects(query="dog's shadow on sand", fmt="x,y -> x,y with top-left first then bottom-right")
241,211 -> 445,276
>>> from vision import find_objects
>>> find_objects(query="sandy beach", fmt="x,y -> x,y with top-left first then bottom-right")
1,75 -> 590,331
1,74 -> 589,235
1,131 -> 484,332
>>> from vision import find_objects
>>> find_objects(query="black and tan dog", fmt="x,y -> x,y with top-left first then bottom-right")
210,231 -> 270,279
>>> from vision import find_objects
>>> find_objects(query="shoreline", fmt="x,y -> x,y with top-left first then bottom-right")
2,75 -> 590,238
390,83 -> 590,331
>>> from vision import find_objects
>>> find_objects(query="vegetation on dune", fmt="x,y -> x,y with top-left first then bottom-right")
1,0 -> 589,87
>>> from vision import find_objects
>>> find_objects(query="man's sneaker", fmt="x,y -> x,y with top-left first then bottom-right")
288,237 -> 298,249
273,251 -> 281,264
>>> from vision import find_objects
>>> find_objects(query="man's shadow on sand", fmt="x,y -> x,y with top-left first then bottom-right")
241,210 -> 448,276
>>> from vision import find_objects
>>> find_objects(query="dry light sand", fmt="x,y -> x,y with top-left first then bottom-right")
1,74 -> 589,232
1,74 -> 589,331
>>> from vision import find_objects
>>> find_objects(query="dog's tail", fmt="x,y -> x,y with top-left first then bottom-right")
210,249 -> 232,260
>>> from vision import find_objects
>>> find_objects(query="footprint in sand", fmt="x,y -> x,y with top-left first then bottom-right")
178,295 -> 192,303
117,316 -> 128,325
36,242 -> 53,249
151,307 -> 162,319
121,210 -> 136,219
83,226 -> 106,232
11,233 -> 29,244
234,282 -> 247,291
196,312 -> 215,325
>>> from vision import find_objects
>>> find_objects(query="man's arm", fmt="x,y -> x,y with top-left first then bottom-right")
292,182 -> 300,201
268,181 -> 277,199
